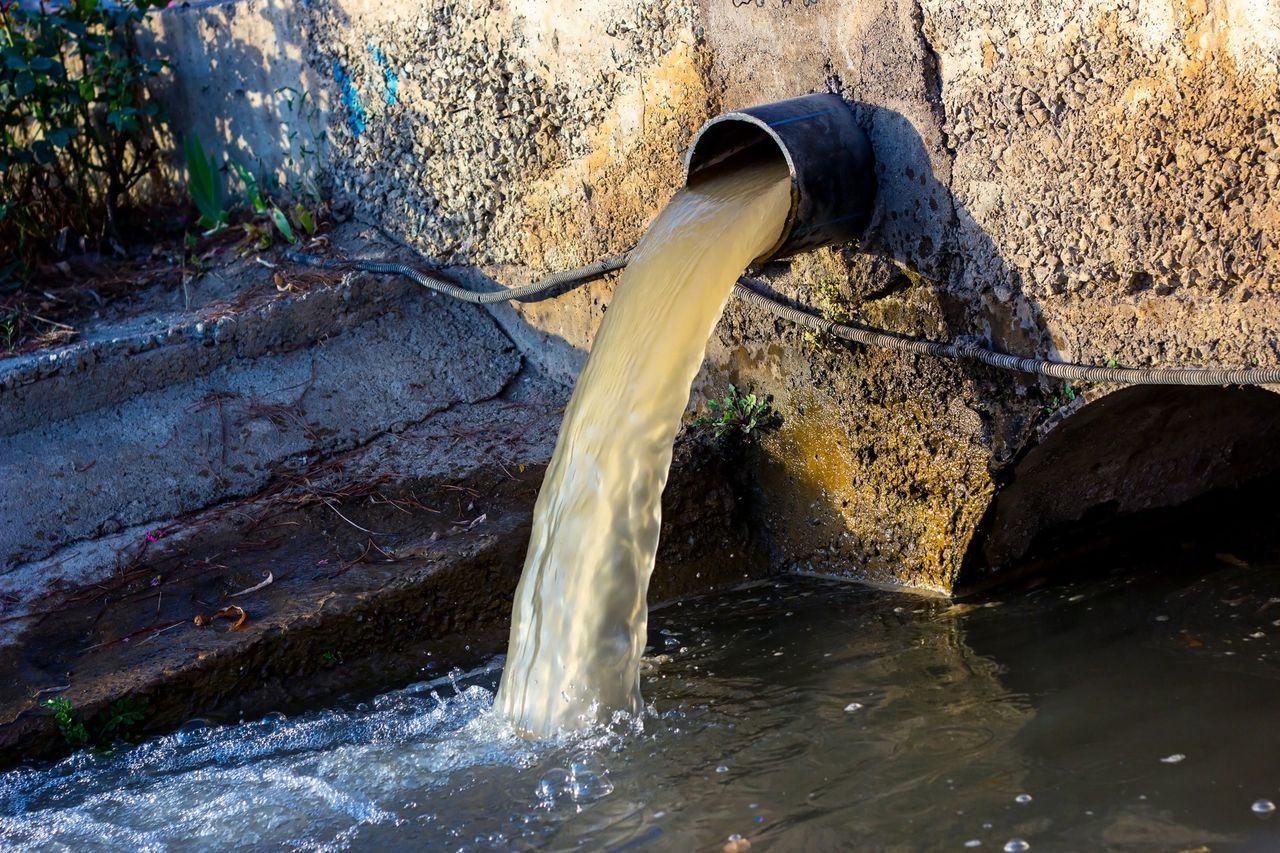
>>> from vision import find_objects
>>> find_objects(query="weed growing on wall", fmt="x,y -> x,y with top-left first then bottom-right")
181,87 -> 329,257
695,384 -> 778,442
43,695 -> 147,752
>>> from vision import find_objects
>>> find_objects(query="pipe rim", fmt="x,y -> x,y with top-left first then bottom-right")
684,111 -> 801,264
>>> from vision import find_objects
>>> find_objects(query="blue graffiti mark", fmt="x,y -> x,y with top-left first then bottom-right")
369,43 -> 398,107
331,61 -> 367,138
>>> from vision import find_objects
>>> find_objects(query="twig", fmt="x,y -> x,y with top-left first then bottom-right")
321,497 -> 390,535
228,571 -> 274,599
29,313 -> 75,331
140,621 -> 185,644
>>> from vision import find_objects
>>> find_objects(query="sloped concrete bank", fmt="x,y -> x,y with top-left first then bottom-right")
0,385 -> 766,766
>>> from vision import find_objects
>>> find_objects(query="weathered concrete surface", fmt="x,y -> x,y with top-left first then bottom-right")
0,224 -> 519,581
123,0 -> 1280,594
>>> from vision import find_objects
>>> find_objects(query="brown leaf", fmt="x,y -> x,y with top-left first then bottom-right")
214,605 -> 248,631
194,606 -> 248,631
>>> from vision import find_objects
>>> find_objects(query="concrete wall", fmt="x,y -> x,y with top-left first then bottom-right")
143,0 -> 1280,592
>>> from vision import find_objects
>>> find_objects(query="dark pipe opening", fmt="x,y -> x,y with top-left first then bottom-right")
685,93 -> 877,263
957,386 -> 1280,596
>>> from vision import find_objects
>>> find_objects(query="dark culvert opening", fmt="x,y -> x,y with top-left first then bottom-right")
958,386 -> 1280,595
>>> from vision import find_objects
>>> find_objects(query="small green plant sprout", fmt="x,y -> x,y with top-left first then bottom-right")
43,696 -> 89,750
1043,383 -> 1078,415
695,384 -> 776,441
43,695 -> 148,752
231,161 -> 304,250
184,132 -> 228,232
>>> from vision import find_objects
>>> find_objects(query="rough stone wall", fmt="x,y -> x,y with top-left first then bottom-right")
145,0 -> 1280,592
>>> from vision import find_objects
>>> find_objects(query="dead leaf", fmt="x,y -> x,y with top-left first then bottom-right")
215,605 -> 248,631
453,513 -> 487,532
194,605 -> 248,631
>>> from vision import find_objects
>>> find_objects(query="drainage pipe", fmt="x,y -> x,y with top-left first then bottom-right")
684,93 -> 877,262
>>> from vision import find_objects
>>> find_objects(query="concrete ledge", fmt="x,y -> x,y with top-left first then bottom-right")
0,228 -> 522,575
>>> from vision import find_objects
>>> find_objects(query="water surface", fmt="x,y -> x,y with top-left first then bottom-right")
4,562 -> 1280,851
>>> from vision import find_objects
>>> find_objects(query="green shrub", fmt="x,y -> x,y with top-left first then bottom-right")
1,0 -> 169,272
43,695 -> 148,752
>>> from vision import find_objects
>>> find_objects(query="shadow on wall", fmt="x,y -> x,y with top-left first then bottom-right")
141,0 -> 341,196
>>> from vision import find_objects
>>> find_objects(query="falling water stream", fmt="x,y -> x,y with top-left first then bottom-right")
495,156 -> 793,735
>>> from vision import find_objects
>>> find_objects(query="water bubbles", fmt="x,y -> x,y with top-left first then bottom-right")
843,702 -> 864,713
568,772 -> 614,803
964,842 -> 982,849
715,765 -> 729,774
1014,793 -> 1033,804
1160,753 -> 1186,764
1252,799 -> 1276,816
535,769 -> 570,801
174,718 -> 210,746
1003,839 -> 1030,852
536,755 -> 615,805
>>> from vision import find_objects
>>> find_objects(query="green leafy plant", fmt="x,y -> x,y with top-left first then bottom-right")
228,160 -> 310,250
1043,383 -> 1078,414
183,132 -> 227,231
695,384 -> 777,442
43,696 -> 90,749
1,0 -> 170,268
43,695 -> 148,752
96,697 -> 147,743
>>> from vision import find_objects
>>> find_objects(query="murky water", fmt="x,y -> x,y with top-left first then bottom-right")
5,560 -> 1280,851
497,157 -> 792,735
